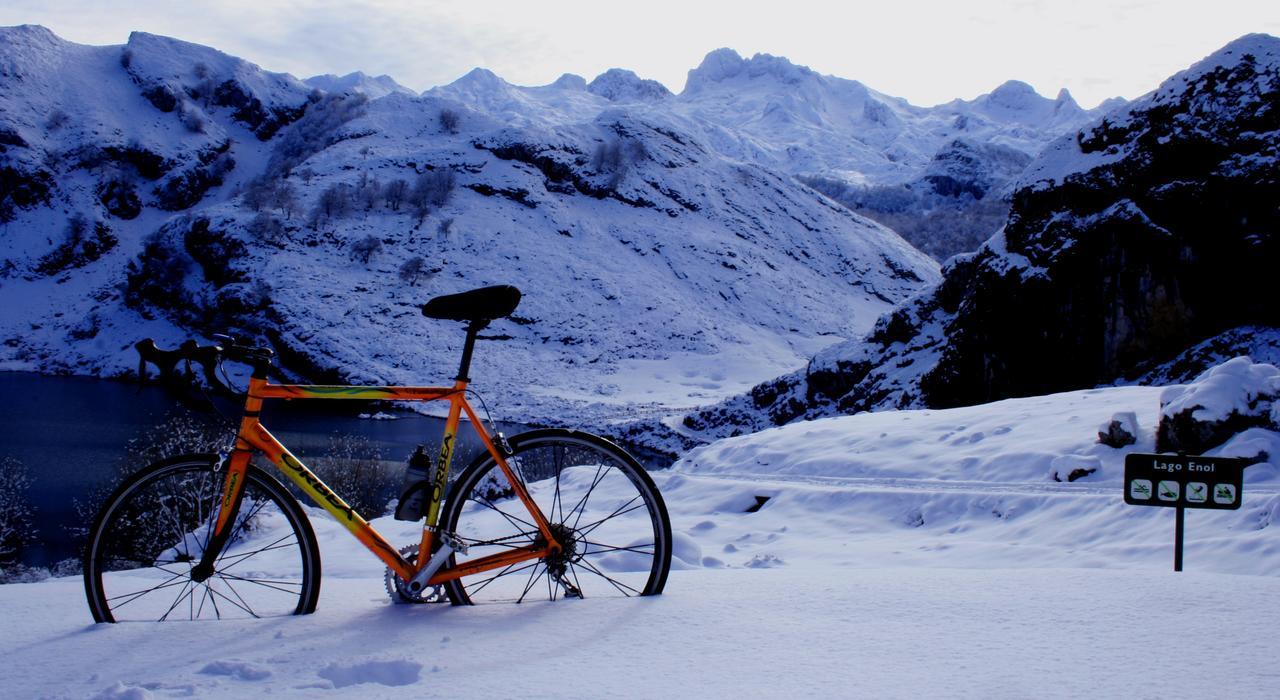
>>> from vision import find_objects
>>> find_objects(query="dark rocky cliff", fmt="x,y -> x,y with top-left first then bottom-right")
667,34 -> 1280,446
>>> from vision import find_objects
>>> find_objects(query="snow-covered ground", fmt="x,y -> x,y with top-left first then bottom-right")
3,382 -> 1277,697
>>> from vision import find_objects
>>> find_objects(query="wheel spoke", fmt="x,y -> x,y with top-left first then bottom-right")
215,534 -> 299,573
574,557 -> 641,597
562,464 -> 607,529
205,580 -> 258,618
515,561 -> 544,604
575,497 -> 645,540
441,435 -> 670,605
106,573 -> 189,607
158,580 -> 197,622
466,561 -> 534,598
216,571 -> 304,594
580,540 -> 656,557
88,461 -> 316,622
473,494 -> 537,532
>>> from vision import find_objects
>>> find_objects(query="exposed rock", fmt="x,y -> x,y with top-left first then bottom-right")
677,34 -> 1280,446
1098,412 -> 1139,448
1156,357 -> 1280,454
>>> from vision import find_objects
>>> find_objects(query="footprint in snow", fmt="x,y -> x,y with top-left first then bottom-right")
318,659 -> 422,689
199,661 -> 272,681
744,553 -> 784,568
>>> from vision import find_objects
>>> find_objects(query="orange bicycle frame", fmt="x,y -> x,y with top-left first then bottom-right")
206,378 -> 559,586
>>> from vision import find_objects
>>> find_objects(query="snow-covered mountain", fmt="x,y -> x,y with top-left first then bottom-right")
669,34 -> 1280,446
426,48 -> 1117,261
304,71 -> 415,99
0,25 -> 942,424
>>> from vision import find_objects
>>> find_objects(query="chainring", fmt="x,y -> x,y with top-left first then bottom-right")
384,544 -> 446,604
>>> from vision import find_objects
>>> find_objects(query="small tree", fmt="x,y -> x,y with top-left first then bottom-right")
350,235 -> 383,264
357,173 -> 383,212
242,176 -> 273,212
247,212 -> 287,245
178,102 -> 207,133
383,178 -> 409,211
44,109 -> 70,131
398,256 -> 428,286
271,181 -> 298,219
437,217 -> 454,237
311,182 -> 354,228
592,139 -> 624,173
439,108 -> 461,134
409,169 -> 456,220
0,457 -> 36,567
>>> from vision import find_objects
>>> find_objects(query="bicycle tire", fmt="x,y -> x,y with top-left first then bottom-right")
83,454 -> 322,622
441,429 -> 672,604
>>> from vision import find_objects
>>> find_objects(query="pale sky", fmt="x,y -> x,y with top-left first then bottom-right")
2,0 -> 1277,108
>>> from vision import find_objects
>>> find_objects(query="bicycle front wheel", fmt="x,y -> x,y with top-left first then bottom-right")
83,455 -> 321,622
441,429 -> 672,605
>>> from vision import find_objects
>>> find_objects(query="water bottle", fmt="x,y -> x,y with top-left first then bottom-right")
394,445 -> 433,521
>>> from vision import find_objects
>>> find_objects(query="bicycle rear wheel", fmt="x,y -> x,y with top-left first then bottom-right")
83,455 -> 321,622
441,429 -> 671,604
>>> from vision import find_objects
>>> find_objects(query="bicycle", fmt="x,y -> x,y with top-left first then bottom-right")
83,284 -> 673,622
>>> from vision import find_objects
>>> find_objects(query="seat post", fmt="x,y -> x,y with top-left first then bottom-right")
455,320 -> 487,382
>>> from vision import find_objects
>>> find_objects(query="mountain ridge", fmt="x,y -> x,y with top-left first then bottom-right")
0,25 -> 941,424
660,32 -> 1280,449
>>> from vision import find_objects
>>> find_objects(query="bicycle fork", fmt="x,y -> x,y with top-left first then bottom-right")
192,394 -> 262,581
192,444 -> 252,582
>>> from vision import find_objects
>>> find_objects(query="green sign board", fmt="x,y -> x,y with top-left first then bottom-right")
1124,453 -> 1245,510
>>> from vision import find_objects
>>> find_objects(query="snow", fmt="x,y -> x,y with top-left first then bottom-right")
1020,33 -> 1280,190
1,27 -> 945,426
4,381 -> 1279,697
1159,357 -> 1280,424
304,72 -> 414,100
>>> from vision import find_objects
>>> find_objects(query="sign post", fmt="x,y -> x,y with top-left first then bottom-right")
1123,453 -> 1246,571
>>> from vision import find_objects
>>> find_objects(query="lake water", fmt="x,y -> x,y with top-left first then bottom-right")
0,372 -> 534,568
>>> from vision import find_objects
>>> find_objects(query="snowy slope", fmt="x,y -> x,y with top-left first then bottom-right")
675,51 -> 1103,184
426,48 -> 1117,262
3,379 -> 1278,697
0,26 -> 940,425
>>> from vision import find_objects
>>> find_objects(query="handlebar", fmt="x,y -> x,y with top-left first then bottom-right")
135,335 -> 274,401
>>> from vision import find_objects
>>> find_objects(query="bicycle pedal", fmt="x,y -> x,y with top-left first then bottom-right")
441,531 -> 469,554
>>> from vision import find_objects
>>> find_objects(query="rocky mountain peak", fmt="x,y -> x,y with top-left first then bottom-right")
587,68 -> 672,102
683,48 -> 816,93
664,32 -> 1280,446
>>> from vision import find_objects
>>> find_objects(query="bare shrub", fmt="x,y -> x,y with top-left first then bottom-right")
439,108 -> 460,134
0,457 -> 36,568
356,171 -> 383,211
398,256 -> 429,286
271,181 -> 298,218
242,179 -> 269,212
409,169 -> 456,220
383,178 -> 409,211
247,212 -> 287,245
44,109 -> 70,131
349,235 -> 383,264
309,434 -> 394,518
65,413 -> 231,549
178,102 -> 207,133
310,182 -> 354,228
35,214 -> 118,275
267,93 -> 369,178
